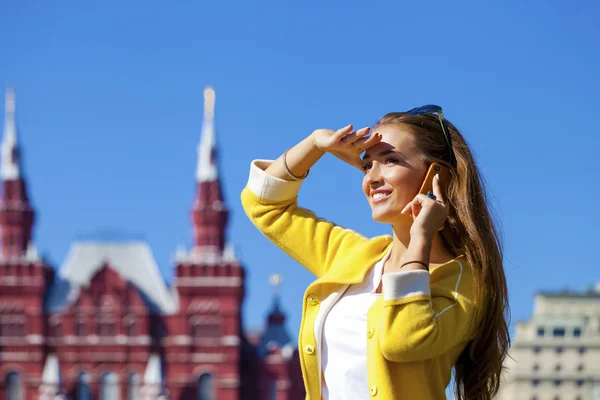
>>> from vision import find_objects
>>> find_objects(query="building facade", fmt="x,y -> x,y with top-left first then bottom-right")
0,88 -> 304,400
496,284 -> 600,400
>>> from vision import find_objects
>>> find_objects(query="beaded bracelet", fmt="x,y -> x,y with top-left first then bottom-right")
283,148 -> 310,181
400,260 -> 429,270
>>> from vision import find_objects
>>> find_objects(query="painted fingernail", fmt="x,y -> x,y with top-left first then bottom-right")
435,173 -> 440,180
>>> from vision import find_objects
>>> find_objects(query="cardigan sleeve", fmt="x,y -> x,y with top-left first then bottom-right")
240,159 -> 369,278
378,257 -> 477,362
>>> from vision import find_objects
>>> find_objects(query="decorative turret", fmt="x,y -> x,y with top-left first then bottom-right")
258,274 -> 293,357
191,86 -> 228,254
0,88 -> 35,259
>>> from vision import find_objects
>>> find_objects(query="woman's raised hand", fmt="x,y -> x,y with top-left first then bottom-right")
310,125 -> 382,170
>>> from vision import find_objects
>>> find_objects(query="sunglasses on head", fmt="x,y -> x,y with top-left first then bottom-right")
406,104 -> 456,166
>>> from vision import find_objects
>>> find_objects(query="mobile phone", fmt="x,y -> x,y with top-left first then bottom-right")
418,162 -> 450,196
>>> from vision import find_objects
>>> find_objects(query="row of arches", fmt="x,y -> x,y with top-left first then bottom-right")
3,371 -> 216,400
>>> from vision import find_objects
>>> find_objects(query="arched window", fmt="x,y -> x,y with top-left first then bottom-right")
268,380 -> 277,400
100,372 -> 119,400
97,318 -> 116,336
197,373 -> 214,400
5,371 -> 22,400
76,316 -> 86,336
77,371 -> 92,400
189,317 -> 221,339
124,316 -> 136,336
49,315 -> 62,337
127,372 -> 140,400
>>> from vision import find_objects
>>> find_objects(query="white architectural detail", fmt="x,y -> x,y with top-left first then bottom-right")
196,86 -> 218,182
1,88 -> 20,180
25,242 -> 40,262
140,353 -> 166,399
174,276 -> 242,287
497,283 -> 600,399
222,243 -> 237,262
39,354 -> 65,400
173,244 -> 187,262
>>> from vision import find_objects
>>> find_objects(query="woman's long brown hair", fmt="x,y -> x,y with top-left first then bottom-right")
376,112 -> 510,400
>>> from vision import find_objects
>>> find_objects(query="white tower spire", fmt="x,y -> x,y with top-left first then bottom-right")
1,88 -> 21,180
196,86 -> 218,182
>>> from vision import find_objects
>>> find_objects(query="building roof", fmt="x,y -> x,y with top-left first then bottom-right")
258,295 -> 293,357
45,241 -> 178,314
537,283 -> 600,298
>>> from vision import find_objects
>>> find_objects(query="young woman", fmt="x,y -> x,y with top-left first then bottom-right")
241,106 -> 510,400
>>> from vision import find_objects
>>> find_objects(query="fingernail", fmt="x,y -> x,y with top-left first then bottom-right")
435,173 -> 440,180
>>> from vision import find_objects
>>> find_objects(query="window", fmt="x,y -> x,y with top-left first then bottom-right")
554,364 -> 561,372
127,372 -> 140,400
553,327 -> 565,337
76,317 -> 86,336
577,364 -> 584,371
98,319 -> 116,336
5,371 -> 22,400
537,327 -> 545,337
124,317 -> 136,336
553,379 -> 562,386
532,379 -> 540,387
576,380 -> 584,387
533,346 -> 541,354
77,372 -> 92,400
197,373 -> 214,400
578,346 -> 586,354
100,372 -> 120,400
555,346 -> 564,354
532,363 -> 539,371
49,316 -> 62,337
190,317 -> 221,339
573,327 -> 581,337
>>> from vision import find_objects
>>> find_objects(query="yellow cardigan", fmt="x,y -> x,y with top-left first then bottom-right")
241,160 -> 477,399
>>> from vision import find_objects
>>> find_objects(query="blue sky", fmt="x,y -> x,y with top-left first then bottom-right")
1,1 -> 599,341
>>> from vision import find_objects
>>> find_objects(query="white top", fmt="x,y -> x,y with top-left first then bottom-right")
196,87 -> 218,182
2,88 -> 21,180
320,247 -> 391,400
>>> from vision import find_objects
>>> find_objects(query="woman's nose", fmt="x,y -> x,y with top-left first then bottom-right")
366,163 -> 383,187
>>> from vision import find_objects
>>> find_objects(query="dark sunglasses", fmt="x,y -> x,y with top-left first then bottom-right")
406,105 -> 456,166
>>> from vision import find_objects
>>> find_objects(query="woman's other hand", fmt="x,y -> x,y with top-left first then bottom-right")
400,173 -> 449,242
310,125 -> 382,170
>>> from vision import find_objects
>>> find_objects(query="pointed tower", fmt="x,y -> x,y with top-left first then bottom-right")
258,274 -> 292,357
167,87 -> 245,400
0,88 -> 35,259
0,89 -> 53,400
192,86 -> 228,254
255,274 -> 305,400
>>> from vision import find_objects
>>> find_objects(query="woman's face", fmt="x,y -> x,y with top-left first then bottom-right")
361,124 -> 427,223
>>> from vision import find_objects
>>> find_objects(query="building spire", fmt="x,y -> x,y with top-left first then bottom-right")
196,86 -> 218,182
191,86 -> 228,253
2,88 -> 21,180
0,88 -> 35,259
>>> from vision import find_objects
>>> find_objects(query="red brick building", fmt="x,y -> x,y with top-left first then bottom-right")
0,88 -> 304,400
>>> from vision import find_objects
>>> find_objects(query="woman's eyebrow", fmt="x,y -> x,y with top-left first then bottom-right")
362,149 -> 399,161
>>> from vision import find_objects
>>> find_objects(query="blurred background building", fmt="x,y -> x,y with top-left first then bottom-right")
0,87 -> 304,399
496,284 -> 600,400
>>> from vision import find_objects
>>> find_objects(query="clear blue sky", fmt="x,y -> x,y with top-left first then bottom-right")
1,1 -> 599,339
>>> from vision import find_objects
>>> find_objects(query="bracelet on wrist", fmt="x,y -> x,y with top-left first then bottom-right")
400,260 -> 429,270
283,148 -> 310,181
